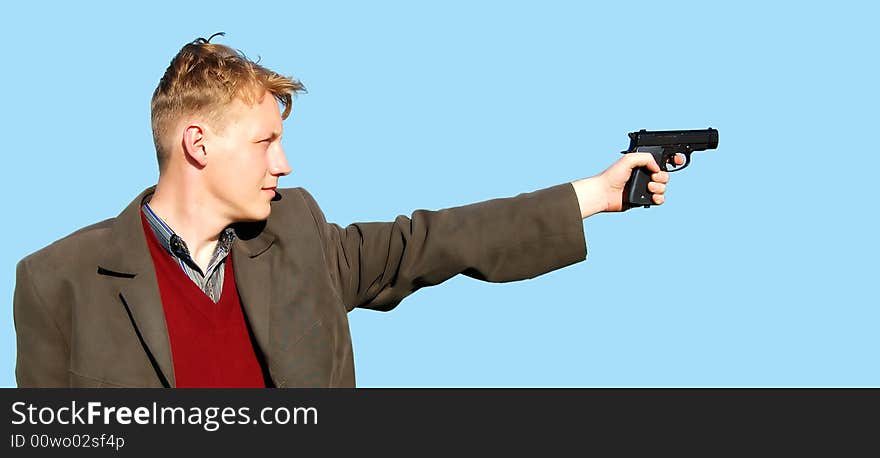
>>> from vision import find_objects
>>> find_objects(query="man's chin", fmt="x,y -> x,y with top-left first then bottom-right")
252,207 -> 273,222
235,205 -> 273,223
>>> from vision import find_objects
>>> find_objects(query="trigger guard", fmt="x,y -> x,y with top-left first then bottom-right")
668,153 -> 691,172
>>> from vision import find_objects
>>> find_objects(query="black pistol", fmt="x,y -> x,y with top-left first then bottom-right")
621,127 -> 719,208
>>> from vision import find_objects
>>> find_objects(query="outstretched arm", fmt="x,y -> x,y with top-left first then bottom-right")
300,183 -> 587,313
302,152 -> 681,313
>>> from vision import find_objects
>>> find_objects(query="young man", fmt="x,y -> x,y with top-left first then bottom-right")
13,36 -> 675,388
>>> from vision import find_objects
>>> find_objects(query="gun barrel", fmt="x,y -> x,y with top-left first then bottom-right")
628,128 -> 719,151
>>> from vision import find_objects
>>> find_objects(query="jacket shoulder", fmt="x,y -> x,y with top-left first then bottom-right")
271,187 -> 325,222
18,218 -> 115,269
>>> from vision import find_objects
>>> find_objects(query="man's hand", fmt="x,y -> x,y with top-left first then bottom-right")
570,153 -> 684,219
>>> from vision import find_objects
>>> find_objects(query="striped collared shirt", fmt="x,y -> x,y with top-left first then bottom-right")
141,203 -> 236,303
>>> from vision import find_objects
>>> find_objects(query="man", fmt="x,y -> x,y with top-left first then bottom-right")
13,35 -> 676,388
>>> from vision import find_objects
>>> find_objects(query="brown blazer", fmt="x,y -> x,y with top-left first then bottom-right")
13,183 -> 587,387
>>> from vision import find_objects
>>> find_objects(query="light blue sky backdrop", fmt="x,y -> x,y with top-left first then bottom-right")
1,1 -> 877,386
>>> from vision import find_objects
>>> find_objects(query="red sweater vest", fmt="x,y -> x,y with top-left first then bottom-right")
141,213 -> 265,388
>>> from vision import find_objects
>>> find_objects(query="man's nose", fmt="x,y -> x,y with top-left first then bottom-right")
269,145 -> 292,176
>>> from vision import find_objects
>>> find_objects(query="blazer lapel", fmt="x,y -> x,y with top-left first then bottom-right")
98,186 -> 176,388
230,220 -> 276,363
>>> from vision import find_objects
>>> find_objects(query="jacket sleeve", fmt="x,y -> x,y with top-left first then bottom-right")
13,258 -> 70,387
300,182 -> 588,312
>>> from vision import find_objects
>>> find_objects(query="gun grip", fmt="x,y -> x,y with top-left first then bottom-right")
623,146 -> 666,208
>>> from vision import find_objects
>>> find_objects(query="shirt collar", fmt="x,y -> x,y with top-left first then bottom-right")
141,202 -> 236,274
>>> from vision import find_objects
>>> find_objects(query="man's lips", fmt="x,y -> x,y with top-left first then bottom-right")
262,186 -> 281,201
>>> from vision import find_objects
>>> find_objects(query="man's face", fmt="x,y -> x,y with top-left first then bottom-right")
202,92 -> 291,222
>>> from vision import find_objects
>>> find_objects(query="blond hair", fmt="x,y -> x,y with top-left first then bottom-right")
150,33 -> 305,171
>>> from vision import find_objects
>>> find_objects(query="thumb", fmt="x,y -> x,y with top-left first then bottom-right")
626,152 -> 662,173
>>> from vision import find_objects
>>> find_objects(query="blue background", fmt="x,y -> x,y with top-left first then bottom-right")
1,1 -> 877,387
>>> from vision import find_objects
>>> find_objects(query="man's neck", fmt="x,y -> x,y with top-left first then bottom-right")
148,181 -> 230,273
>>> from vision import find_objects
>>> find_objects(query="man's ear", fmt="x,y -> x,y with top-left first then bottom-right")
182,124 -> 208,167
